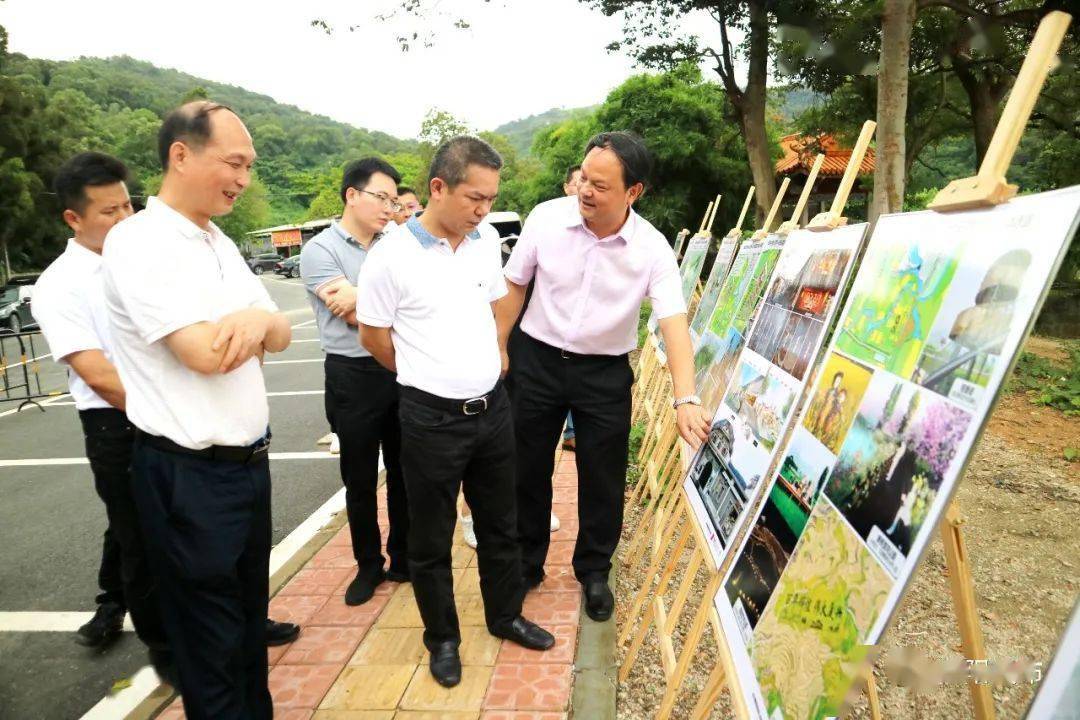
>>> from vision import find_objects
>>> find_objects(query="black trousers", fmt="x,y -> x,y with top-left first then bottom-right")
325,354 -> 408,574
508,333 -> 634,583
131,438 -> 272,720
398,386 -> 523,651
79,409 -> 168,649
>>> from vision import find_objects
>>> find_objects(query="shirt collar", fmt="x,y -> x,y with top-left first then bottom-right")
566,199 -> 636,244
406,214 -> 480,249
65,238 -> 103,267
145,196 -> 221,241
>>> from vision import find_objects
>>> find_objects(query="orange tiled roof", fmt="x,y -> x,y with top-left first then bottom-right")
775,133 -> 874,177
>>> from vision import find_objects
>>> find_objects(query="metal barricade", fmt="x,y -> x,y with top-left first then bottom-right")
0,331 -> 65,412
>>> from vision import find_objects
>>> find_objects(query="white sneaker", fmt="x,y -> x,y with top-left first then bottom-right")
316,432 -> 333,445
461,514 -> 478,549
329,433 -> 340,454
550,512 -> 561,532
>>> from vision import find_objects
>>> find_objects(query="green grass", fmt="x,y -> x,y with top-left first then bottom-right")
626,421 -> 646,486
637,300 -> 652,348
1007,340 -> 1080,418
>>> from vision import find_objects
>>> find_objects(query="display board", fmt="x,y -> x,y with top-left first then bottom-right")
683,225 -> 867,566
693,234 -> 786,412
711,187 -> 1080,720
1025,600 -> 1080,720
680,233 -> 712,302
689,234 -> 742,345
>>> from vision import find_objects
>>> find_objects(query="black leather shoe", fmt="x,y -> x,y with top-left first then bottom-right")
266,618 -> 301,646
345,568 -> 386,606
495,616 -> 555,651
429,641 -> 462,687
75,602 -> 124,647
583,579 -> 614,622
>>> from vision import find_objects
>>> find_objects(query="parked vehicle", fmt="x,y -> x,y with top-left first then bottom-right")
275,256 -> 301,278
485,211 -> 522,266
247,252 -> 282,275
0,283 -> 38,334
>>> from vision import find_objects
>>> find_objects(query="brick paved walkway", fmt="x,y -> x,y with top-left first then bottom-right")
159,451 -> 581,719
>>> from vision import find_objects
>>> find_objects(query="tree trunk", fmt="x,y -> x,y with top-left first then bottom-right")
968,83 -> 1000,169
741,0 -> 777,224
870,0 -> 917,225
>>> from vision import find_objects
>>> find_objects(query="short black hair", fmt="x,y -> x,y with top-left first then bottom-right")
584,131 -> 653,189
53,152 -> 130,214
340,157 -> 402,204
428,136 -> 502,189
564,165 -> 582,184
397,186 -> 417,198
157,100 -> 234,171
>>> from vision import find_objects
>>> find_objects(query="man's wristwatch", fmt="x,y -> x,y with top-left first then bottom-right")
673,395 -> 701,409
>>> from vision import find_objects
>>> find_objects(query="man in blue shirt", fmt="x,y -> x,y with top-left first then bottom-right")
301,158 -> 410,606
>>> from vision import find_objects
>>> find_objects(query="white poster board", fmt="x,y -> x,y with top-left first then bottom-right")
712,187 -> 1080,720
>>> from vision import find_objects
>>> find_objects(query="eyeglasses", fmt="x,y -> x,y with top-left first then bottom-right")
357,189 -> 403,212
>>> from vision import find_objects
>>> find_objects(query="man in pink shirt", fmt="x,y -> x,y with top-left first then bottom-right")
499,131 -> 711,621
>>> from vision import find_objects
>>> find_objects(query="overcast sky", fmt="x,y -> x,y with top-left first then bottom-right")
0,0 -> 665,139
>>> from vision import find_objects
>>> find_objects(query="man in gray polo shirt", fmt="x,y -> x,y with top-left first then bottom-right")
300,157 -> 409,606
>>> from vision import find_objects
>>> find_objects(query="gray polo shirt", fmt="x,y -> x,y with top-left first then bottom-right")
300,222 -> 378,358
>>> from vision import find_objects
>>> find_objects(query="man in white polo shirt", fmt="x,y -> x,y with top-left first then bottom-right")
102,101 -> 291,719
357,136 -> 554,688
30,152 -> 170,659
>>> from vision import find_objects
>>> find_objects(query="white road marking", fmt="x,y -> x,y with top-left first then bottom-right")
290,318 -> 316,329
290,338 -> 322,343
0,612 -> 135,633
40,390 -> 325,407
0,451 -> 337,468
80,666 -> 164,720
0,392 -> 70,419
1,349 -> 53,371
264,358 -> 322,365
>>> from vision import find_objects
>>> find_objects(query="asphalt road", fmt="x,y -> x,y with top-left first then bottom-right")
0,276 -> 343,720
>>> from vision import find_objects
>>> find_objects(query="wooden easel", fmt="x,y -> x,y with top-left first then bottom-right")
727,186 -> 756,241
807,119 -> 877,231
750,177 -> 791,240
777,153 -> 826,236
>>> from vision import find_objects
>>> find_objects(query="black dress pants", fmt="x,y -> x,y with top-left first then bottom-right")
79,408 -> 168,650
508,333 -> 634,584
324,354 -> 409,574
131,438 -> 272,720
398,386 -> 523,651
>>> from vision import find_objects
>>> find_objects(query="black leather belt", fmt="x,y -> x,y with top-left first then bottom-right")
400,383 -> 501,417
135,429 -> 271,465
326,353 -> 384,368
527,334 -> 627,362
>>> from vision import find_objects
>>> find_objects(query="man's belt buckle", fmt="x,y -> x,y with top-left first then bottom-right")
462,396 -> 488,416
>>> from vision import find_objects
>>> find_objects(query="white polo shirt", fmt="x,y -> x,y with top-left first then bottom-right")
101,196 -> 278,449
356,215 -> 508,399
30,239 -> 114,411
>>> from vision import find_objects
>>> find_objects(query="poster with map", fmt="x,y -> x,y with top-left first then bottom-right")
713,186 -> 1080,720
694,235 -> 785,413
690,234 -> 742,344
683,226 -> 866,566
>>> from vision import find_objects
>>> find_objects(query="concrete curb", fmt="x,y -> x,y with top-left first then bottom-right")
571,561 -> 619,720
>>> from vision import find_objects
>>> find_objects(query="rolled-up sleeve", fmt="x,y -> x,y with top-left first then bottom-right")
648,245 -> 687,320
355,243 -> 398,328
300,239 -> 345,298
31,282 -> 102,362
503,211 -> 540,286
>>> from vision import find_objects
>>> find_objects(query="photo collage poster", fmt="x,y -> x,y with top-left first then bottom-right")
679,233 -> 713,303
682,225 -> 867,566
690,234 -> 742,345
693,234 -> 787,413
712,187 -> 1080,720
649,232 -> 713,343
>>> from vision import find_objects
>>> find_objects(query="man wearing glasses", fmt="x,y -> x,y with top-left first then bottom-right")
300,158 -> 411,606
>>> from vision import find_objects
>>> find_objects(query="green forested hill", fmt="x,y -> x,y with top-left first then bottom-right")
493,106 -> 596,156
0,45 -> 421,272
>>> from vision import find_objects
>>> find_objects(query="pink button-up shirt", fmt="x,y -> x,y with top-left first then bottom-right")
504,195 -> 686,356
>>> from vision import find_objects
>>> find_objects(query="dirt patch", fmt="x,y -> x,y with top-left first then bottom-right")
617,379 -> 1079,719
